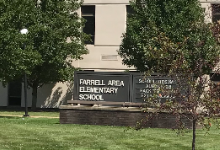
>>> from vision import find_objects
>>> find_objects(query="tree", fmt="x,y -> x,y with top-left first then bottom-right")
119,0 -> 220,150
119,0 -> 217,74
0,0 -> 88,110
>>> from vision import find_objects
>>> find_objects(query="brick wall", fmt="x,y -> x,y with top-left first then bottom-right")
59,106 -> 193,129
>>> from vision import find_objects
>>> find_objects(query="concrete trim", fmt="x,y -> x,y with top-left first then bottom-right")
59,105 -> 144,112
200,0 -> 220,3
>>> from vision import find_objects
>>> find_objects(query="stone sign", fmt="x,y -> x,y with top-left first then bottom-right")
74,72 -> 131,102
133,75 -> 176,103
74,72 -> 185,103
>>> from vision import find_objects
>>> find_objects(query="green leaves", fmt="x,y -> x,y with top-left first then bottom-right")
119,0 -> 220,75
0,0 -> 88,85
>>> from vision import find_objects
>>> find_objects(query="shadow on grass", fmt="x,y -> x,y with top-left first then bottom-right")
0,106 -> 59,112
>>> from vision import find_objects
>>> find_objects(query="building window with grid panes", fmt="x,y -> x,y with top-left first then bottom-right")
126,5 -> 134,18
81,5 -> 95,44
212,4 -> 220,22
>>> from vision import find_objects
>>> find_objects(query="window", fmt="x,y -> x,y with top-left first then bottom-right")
212,4 -> 220,22
81,5 -> 95,44
8,79 -> 22,106
126,5 -> 134,18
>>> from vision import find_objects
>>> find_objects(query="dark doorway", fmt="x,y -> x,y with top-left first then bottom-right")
8,80 -> 22,106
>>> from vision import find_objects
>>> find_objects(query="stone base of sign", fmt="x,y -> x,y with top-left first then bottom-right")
59,105 -> 195,129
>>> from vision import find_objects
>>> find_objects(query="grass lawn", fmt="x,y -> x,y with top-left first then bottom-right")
0,112 -> 220,150
0,111 -> 59,117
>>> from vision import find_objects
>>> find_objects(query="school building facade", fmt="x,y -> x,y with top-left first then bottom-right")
0,0 -> 219,108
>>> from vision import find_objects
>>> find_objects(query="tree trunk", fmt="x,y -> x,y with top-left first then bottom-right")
32,82 -> 38,111
192,118 -> 196,150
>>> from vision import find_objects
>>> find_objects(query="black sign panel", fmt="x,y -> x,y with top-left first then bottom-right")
73,72 -> 188,103
133,75 -> 176,103
74,72 -> 131,102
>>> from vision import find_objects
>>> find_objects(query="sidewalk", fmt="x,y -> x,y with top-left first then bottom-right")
0,114 -> 59,118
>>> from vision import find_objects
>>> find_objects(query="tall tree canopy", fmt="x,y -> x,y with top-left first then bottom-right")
119,0 -> 219,75
119,1 -> 220,149
0,0 -> 88,109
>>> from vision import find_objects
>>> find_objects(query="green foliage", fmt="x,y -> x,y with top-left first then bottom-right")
119,0 -> 219,75
0,0 -> 88,85
120,1 -> 220,149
